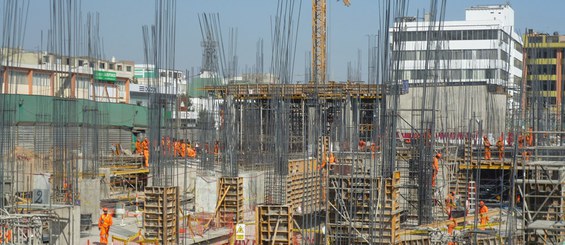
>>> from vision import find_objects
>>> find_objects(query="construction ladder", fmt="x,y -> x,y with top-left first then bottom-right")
467,181 -> 476,214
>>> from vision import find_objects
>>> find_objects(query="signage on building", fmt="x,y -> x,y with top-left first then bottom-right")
235,224 -> 245,240
134,68 -> 156,78
32,189 -> 50,204
171,111 -> 198,120
94,70 -> 117,82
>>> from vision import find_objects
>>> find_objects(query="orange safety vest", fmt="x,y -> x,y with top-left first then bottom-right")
98,213 -> 113,229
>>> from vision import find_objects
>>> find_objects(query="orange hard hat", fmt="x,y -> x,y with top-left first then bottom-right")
479,201 -> 485,206
103,208 -> 108,212
436,153 -> 441,158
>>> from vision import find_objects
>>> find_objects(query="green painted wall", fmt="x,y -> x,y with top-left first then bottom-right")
1,94 -> 148,128
188,77 -> 222,97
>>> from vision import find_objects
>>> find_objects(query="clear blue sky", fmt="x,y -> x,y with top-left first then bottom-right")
16,0 -> 565,82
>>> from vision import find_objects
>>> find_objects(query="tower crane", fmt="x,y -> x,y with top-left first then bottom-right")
312,0 -> 350,84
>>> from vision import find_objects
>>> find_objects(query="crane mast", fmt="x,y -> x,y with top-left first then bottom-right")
311,0 -> 350,84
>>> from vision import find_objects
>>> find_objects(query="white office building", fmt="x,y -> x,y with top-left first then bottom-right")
391,4 -> 523,89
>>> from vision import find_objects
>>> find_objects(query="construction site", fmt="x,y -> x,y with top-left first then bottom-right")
0,0 -> 564,244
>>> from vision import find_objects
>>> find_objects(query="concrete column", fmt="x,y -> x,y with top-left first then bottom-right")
28,70 -> 33,95
125,78 -> 130,103
3,68 -> 9,93
70,73 -> 76,98
50,72 -> 55,96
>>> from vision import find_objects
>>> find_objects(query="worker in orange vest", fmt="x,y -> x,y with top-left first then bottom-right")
135,138 -> 142,154
432,153 -> 440,187
447,217 -> 457,235
445,191 -> 456,218
0,225 -> 12,243
479,201 -> 489,230
526,127 -> 533,146
483,136 -> 491,160
496,137 -> 504,161
447,217 -> 457,245
370,142 -> 378,159
98,207 -> 113,244
358,140 -> 366,151
142,138 -> 149,168
214,141 -> 219,155
187,144 -> 196,158
181,140 -> 187,157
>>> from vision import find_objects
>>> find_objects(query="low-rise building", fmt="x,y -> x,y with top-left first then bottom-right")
1,48 -> 134,103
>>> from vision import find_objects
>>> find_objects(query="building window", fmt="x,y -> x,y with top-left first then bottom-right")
99,62 -> 106,69
126,66 -> 132,72
78,60 -> 84,66
514,58 -> 522,69
528,36 -> 543,43
514,41 -> 523,53
117,65 -> 123,71
109,63 -> 115,70
485,69 -> 496,79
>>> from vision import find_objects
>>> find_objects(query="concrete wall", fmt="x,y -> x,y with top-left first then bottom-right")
240,171 -> 266,211
392,84 -> 507,136
99,168 -> 111,200
195,175 -> 219,213
51,205 -> 81,245
79,178 -> 100,224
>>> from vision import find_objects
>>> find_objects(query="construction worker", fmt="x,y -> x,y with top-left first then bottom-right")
214,141 -> 219,155
358,139 -> 366,151
329,152 -> 336,164
370,142 -> 377,159
135,138 -> 142,154
483,136 -> 491,160
445,191 -> 456,218
0,225 -> 12,244
181,140 -> 187,157
432,153 -> 440,188
479,201 -> 489,230
496,137 -> 504,161
526,127 -> 534,146
98,207 -> 113,244
187,144 -> 196,158
142,138 -> 149,168
447,217 -> 457,235
447,217 -> 457,245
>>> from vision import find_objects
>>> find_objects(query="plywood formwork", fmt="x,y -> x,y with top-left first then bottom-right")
286,158 -> 323,214
327,162 -> 400,245
255,204 -> 293,245
144,186 -> 179,245
217,177 -> 244,226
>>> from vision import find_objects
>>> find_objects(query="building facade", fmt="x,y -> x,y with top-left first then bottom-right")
522,31 -> 565,131
392,4 -> 522,89
390,5 -> 522,137
1,49 -> 134,103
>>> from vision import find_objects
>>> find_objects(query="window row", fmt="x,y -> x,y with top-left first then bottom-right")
393,29 -> 501,42
398,68 -> 509,81
393,49 -> 499,61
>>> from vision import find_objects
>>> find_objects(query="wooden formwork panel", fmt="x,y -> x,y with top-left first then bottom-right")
287,158 -> 317,175
327,167 -> 400,245
218,177 -> 244,226
255,205 -> 292,245
286,158 -> 323,214
144,186 -> 179,245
